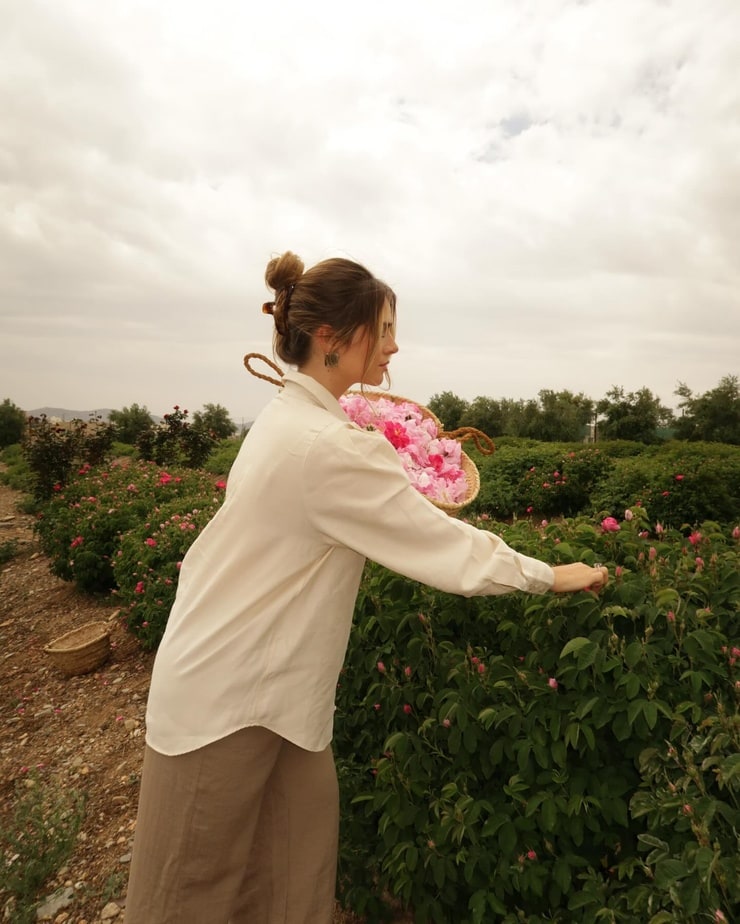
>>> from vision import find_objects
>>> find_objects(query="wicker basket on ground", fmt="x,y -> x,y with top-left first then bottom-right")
44,621 -> 112,677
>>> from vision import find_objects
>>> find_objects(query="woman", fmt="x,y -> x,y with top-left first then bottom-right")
124,251 -> 608,923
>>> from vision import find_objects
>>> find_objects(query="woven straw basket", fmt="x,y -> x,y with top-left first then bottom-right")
348,390 -> 488,515
44,621 -> 112,676
244,353 -> 494,516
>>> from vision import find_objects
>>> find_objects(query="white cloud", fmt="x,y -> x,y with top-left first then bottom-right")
1,0 -> 738,420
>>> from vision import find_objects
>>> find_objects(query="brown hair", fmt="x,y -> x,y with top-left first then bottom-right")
262,251 -> 396,371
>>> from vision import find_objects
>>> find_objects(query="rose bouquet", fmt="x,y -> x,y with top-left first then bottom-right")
339,393 -> 469,506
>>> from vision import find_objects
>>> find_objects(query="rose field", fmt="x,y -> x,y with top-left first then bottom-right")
3,432 -> 739,922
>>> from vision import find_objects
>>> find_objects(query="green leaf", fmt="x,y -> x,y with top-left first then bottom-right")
498,821 -> 516,856
478,707 -> 497,729
581,724 -> 595,751
574,696 -> 600,720
694,846 -> 715,875
654,858 -> 689,889
720,752 -> 740,785
628,699 -> 647,727
487,893 -> 507,915
643,701 -> 658,729
553,858 -> 571,894
541,797 -> 557,832
468,889 -> 486,924
624,640 -> 643,668
552,740 -> 567,768
560,636 -> 592,659
637,833 -> 669,852
383,731 -> 406,753
568,890 -> 598,910
624,672 -> 641,699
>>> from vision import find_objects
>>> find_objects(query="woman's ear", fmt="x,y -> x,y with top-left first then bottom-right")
314,324 -> 337,353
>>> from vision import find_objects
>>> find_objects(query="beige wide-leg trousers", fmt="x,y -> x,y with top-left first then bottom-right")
123,726 -> 339,924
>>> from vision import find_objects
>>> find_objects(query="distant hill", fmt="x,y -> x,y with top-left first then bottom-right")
28,407 -> 116,421
27,408 -> 164,424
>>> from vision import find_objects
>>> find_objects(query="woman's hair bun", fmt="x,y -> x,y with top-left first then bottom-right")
265,251 -> 304,293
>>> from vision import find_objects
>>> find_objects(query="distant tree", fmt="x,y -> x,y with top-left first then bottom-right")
109,404 -> 155,445
427,391 -> 469,430
674,375 -> 740,444
596,387 -> 674,443
457,396 -> 540,438
492,398 -> 536,437
460,396 -> 506,437
137,406 -> 217,468
0,398 -> 26,448
528,390 -> 594,443
22,414 -> 115,498
193,403 -> 237,441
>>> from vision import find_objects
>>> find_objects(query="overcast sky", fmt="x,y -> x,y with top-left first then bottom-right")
2,0 -> 738,425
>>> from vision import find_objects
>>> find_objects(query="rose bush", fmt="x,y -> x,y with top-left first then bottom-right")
136,405 -> 217,469
34,461 -> 222,593
333,509 -> 739,923
468,439 -> 740,526
22,414 -> 116,500
113,494 -> 224,649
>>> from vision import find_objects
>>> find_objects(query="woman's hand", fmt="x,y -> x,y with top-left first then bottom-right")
550,562 -> 609,593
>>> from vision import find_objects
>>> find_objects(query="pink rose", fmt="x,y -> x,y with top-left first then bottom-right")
601,516 -> 620,533
548,677 -> 558,690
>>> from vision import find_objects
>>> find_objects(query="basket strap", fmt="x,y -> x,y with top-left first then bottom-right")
441,427 -> 496,456
244,352 -> 285,388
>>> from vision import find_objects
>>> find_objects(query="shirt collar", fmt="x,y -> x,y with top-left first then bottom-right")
282,370 -> 349,423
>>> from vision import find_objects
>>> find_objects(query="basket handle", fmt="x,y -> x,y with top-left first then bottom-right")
244,352 -> 285,388
441,427 -> 496,456
243,354 -> 495,458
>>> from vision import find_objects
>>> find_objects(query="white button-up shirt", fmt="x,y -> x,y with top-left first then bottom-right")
145,371 -> 554,755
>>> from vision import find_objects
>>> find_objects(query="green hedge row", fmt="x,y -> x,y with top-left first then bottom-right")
467,439 -> 740,526
333,513 -> 740,922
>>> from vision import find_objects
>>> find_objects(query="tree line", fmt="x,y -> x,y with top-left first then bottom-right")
0,401 -> 238,450
427,374 -> 739,444
1,374 -> 738,450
